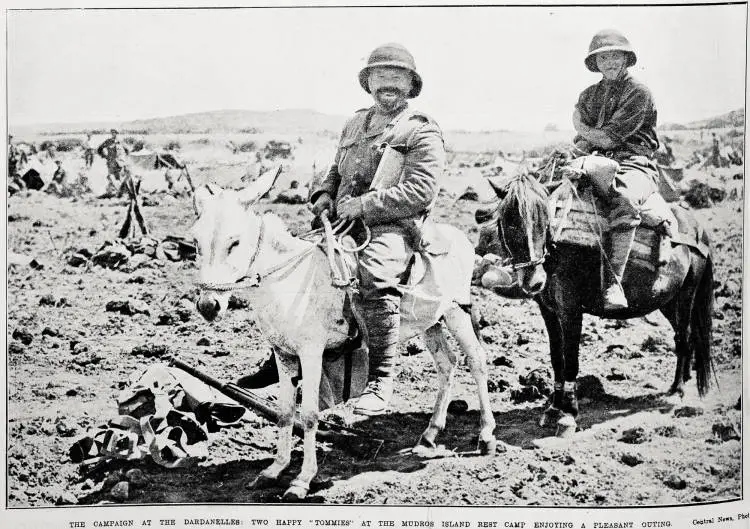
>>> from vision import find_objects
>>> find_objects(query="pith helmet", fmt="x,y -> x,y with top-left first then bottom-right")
585,29 -> 637,72
358,43 -> 423,98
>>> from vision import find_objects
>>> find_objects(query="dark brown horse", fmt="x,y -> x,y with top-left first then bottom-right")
485,172 -> 715,437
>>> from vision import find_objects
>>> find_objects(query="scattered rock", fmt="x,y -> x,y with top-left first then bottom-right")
8,213 -> 30,222
125,469 -> 148,488
155,312 -> 178,326
12,328 -> 33,346
55,491 -> 78,505
41,327 -> 61,338
55,419 -> 77,437
126,275 -> 146,284
577,375 -> 607,400
619,427 -> 649,444
209,350 -> 230,358
604,343 -> 625,354
130,344 -> 172,359
8,343 -> 24,355
620,453 -> 643,467
92,241 -> 131,270
709,464 -> 725,477
654,425 -> 680,438
641,336 -> 663,353
65,388 -> 78,397
105,299 -> 150,317
487,379 -> 509,393
515,334 -> 530,346
606,368 -> 628,381
110,481 -> 130,502
664,474 -> 687,490
682,180 -> 726,208
39,294 -> 57,307
492,356 -> 514,368
228,294 -> 251,310
404,341 -> 424,356
674,406 -> 704,418
196,337 -> 211,347
73,352 -> 103,367
712,420 -> 741,442
447,399 -> 469,415
102,470 -> 125,489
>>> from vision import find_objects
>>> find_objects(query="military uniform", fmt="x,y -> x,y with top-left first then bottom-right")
97,132 -> 131,197
309,43 -> 445,416
574,29 -> 661,311
312,104 -> 445,299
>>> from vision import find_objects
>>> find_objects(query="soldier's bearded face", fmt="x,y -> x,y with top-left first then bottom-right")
368,67 -> 412,111
596,50 -> 627,80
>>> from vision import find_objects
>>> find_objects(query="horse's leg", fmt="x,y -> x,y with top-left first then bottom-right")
557,306 -> 583,438
283,345 -> 324,500
660,292 -> 692,399
418,323 -> 458,451
443,306 -> 497,454
247,350 -> 298,490
537,299 -> 565,428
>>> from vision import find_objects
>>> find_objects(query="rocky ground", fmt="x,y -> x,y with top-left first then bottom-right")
6,168 -> 743,506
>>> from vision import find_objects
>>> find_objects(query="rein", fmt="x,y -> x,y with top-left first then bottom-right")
198,217 -> 317,292
197,215 -> 372,293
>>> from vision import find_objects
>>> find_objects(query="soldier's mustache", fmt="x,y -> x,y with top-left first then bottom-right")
376,87 -> 404,97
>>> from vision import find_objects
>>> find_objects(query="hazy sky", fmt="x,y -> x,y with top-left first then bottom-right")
7,3 -> 747,131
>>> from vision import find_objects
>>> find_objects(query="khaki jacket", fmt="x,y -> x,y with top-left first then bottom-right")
312,104 -> 445,242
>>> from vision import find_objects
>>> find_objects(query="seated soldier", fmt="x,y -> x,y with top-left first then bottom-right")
572,29 -> 661,311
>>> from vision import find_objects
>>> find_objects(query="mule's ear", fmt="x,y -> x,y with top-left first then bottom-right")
487,177 -> 508,199
193,185 -> 215,217
238,165 -> 283,207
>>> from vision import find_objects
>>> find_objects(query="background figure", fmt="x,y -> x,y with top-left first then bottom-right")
97,128 -> 131,198
84,132 -> 96,168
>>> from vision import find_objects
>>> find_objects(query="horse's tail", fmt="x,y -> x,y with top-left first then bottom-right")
692,254 -> 715,397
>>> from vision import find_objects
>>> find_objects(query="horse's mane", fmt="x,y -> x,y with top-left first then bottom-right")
501,172 -> 549,222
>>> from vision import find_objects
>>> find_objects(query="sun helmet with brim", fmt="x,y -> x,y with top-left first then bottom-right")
358,43 -> 423,98
584,29 -> 637,73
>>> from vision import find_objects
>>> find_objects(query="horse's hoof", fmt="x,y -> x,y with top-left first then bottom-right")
282,481 -> 309,501
555,415 -> 577,439
539,408 -> 559,428
478,438 -> 497,455
246,474 -> 277,491
418,435 -> 437,450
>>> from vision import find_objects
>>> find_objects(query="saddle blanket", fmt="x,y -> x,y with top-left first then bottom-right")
548,181 -> 678,272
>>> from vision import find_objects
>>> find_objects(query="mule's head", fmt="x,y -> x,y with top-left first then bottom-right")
190,168 -> 281,321
490,171 -> 550,297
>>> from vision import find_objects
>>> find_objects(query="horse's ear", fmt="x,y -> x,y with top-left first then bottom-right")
238,165 -> 283,207
487,177 -> 508,199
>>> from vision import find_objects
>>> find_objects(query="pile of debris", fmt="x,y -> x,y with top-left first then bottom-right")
65,236 -> 196,272
69,364 -> 245,472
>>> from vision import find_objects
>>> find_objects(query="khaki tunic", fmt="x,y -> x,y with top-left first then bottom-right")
312,104 -> 445,299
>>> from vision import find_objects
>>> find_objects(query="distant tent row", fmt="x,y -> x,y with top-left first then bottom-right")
128,150 -> 185,171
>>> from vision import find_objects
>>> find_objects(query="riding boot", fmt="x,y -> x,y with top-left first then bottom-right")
236,352 -> 279,389
602,226 -> 637,311
354,297 -> 400,416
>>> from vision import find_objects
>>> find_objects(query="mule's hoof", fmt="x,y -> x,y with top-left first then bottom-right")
246,474 -> 277,490
478,438 -> 498,455
555,415 -> 577,439
282,481 -> 309,501
417,435 -> 437,450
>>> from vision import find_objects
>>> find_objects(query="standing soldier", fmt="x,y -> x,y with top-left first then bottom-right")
572,29 -> 660,311
308,43 -> 445,417
84,133 -> 96,169
97,129 -> 130,198
8,134 -> 26,193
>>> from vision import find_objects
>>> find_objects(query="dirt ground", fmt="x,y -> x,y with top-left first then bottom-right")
5,151 -> 744,507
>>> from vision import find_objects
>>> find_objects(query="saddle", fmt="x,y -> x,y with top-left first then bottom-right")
547,179 -> 709,272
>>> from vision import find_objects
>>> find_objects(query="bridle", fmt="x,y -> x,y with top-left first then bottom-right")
497,193 -> 549,272
197,216 -> 317,292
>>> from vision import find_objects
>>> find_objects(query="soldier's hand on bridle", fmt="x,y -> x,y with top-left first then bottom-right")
308,192 -> 333,216
337,195 -> 364,221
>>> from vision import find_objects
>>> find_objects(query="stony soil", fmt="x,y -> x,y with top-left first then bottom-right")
6,166 -> 743,507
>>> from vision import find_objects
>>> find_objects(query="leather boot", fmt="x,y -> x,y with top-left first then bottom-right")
602,226 -> 637,311
236,352 -> 279,389
354,297 -> 400,417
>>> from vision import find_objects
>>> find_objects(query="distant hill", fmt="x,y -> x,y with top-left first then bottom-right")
13,108 -> 347,136
660,108 -> 744,130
